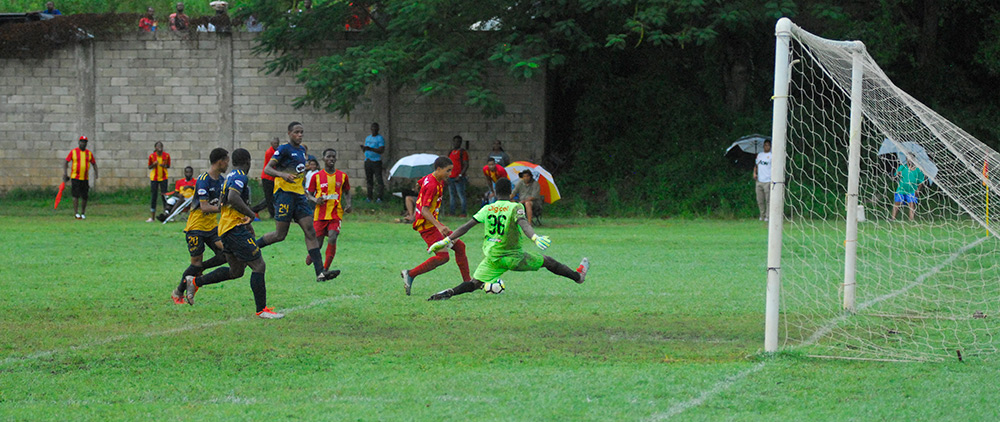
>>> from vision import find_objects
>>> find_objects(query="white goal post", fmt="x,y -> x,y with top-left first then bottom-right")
766,18 -> 1000,361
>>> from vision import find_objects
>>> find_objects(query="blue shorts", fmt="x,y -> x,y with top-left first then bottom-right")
274,190 -> 313,223
185,228 -> 221,257
894,193 -> 918,204
220,225 -> 262,263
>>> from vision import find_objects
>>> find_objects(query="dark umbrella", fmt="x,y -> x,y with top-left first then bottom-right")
724,134 -> 771,170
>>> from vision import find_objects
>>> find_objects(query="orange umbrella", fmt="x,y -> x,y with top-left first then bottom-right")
504,161 -> 561,204
54,181 -> 66,210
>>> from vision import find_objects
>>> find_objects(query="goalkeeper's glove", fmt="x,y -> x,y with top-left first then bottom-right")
531,234 -> 551,250
428,237 -> 452,254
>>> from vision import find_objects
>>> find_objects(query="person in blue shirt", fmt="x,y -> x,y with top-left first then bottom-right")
42,2 -> 61,15
256,121 -> 339,282
360,122 -> 385,202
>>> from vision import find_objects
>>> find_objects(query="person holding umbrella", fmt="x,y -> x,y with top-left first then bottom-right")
63,136 -> 97,220
752,139 -> 772,221
891,154 -> 925,221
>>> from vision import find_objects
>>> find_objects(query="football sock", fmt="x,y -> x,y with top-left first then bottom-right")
197,267 -> 233,286
250,271 -> 266,313
324,242 -> 336,270
452,281 -> 478,296
308,248 -> 324,275
411,251 -> 449,277
544,257 -> 582,282
202,254 -> 227,269
452,240 -> 471,281
181,265 -> 203,285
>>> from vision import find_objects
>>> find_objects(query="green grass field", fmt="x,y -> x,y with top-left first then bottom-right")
2,201 -> 999,421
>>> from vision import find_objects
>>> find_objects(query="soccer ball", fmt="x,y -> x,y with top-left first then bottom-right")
483,279 -> 505,294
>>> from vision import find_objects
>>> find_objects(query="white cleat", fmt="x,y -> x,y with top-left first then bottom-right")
576,258 -> 589,284
256,307 -> 284,319
402,270 -> 414,296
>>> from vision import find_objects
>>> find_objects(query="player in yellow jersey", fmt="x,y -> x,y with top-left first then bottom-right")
170,148 -> 229,304
256,121 -> 339,282
184,148 -> 283,319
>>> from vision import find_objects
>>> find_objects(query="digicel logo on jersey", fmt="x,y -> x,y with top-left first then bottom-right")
487,204 -> 510,213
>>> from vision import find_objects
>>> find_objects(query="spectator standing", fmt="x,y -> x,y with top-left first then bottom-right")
169,2 -> 189,31
63,136 -> 98,220
139,7 -> 157,32
447,135 -> 469,216
482,157 -> 508,204
42,2 -> 61,15
147,141 -> 171,222
361,122 -> 385,202
891,155 -> 926,221
488,140 -> 511,167
752,140 -> 772,221
511,169 -> 542,224
251,137 -> 280,219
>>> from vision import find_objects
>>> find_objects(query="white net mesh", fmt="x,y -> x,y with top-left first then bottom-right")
778,22 -> 1000,361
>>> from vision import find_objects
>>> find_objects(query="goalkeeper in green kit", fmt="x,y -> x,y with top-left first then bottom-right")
426,179 -> 589,301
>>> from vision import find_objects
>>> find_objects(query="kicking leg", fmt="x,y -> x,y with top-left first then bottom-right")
542,255 -> 589,284
428,279 -> 484,301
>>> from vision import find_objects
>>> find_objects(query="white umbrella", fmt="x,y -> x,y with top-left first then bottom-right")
877,139 -> 938,182
388,153 -> 439,179
725,134 -> 771,155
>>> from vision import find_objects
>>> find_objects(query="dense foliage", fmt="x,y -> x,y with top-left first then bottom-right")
6,0 -> 1000,217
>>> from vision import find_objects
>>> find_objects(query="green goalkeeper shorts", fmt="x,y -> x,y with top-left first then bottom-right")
473,251 -> 545,283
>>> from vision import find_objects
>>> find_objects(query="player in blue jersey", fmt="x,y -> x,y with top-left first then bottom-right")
184,148 -> 283,319
170,148 -> 230,304
425,179 -> 589,301
255,121 -> 340,282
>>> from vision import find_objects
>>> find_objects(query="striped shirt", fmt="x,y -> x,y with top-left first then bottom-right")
412,173 -> 444,232
218,169 -> 251,236
65,148 -> 95,180
148,152 -> 171,181
308,170 -> 349,221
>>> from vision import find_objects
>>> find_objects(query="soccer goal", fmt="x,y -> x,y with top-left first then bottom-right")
765,18 -> 1000,361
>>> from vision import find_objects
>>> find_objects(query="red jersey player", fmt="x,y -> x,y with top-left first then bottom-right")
307,148 -> 352,275
401,156 -> 471,295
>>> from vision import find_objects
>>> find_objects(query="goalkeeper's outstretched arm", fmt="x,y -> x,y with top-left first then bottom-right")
447,218 -> 479,240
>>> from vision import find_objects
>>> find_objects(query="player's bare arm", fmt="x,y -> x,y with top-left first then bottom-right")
421,205 -> 450,235
63,160 -> 69,181
264,159 -> 296,183
343,190 -> 353,213
446,218 -> 479,241
199,199 -> 221,214
227,187 -> 255,219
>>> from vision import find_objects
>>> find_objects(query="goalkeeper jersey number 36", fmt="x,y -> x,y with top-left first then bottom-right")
473,200 -> 526,258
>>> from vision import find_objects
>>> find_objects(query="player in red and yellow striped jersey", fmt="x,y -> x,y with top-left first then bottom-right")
400,156 -> 471,296
147,142 -> 172,222
62,135 -> 98,219
306,148 -> 352,273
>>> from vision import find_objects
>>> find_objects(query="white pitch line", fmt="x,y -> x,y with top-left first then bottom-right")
650,236 -> 987,421
0,295 -> 357,367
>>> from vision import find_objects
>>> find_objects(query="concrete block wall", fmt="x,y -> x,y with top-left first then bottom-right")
0,31 -> 544,193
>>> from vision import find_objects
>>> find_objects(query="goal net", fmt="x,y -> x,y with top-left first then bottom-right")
769,19 -> 1000,361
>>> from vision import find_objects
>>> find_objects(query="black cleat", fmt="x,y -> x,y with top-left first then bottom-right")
427,289 -> 454,301
317,269 -> 341,282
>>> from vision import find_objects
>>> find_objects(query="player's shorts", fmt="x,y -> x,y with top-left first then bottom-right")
185,228 -> 221,257
473,251 -> 545,283
274,190 -> 313,223
220,225 -> 261,263
71,179 -> 89,199
419,227 -> 466,253
314,218 -> 342,238
894,193 -> 918,204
